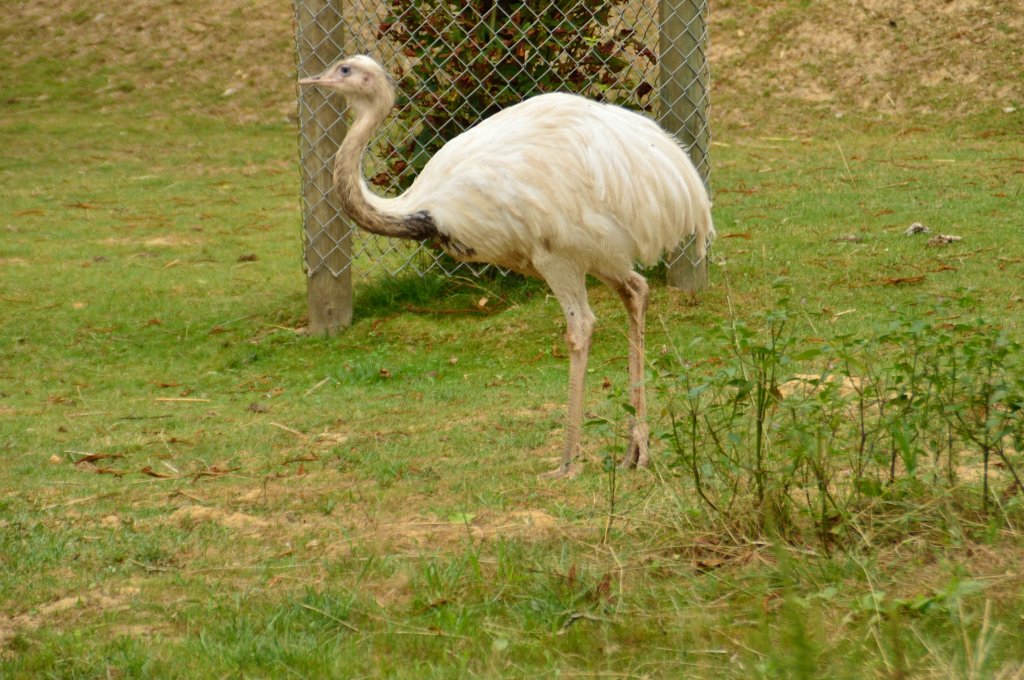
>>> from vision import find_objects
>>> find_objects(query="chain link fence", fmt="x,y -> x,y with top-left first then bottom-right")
295,0 -> 710,283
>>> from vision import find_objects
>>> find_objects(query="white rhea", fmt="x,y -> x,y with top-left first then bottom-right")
299,55 -> 714,478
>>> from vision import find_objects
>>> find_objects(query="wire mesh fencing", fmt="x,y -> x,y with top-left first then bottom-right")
294,0 -> 710,282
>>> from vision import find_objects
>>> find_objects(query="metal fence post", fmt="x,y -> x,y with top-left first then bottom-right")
660,0 -> 711,293
295,0 -> 351,333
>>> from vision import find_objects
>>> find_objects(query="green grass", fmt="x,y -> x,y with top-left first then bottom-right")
3,35 -> 1024,680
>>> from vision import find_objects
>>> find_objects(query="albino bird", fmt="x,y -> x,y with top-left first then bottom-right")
299,55 -> 714,478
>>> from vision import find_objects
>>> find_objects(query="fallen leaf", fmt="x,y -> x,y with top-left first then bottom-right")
379,367 -> 392,379
191,466 -> 240,481
476,297 -> 489,309
140,466 -> 174,478
697,557 -> 726,571
49,454 -> 62,464
593,573 -> 613,601
905,222 -> 930,235
927,234 -> 962,246
237,254 -> 258,262
74,452 -> 124,465
282,454 -> 317,465
881,275 -> 925,286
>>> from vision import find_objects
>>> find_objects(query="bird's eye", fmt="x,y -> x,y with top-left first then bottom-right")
339,65 -> 351,76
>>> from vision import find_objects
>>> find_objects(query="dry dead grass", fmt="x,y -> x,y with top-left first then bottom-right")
6,0 -> 1021,126
0,586 -> 143,648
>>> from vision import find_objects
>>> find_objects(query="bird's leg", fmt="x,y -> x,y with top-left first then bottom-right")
539,267 -> 594,479
543,321 -> 592,479
611,272 -> 651,469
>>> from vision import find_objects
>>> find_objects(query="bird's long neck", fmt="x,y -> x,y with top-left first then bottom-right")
332,94 -> 436,241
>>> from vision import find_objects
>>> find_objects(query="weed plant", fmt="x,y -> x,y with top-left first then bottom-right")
647,285 -> 1023,547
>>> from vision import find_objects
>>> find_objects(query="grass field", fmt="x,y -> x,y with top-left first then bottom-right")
3,3 -> 1024,678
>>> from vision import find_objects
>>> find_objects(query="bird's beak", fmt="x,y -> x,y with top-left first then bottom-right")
297,73 -> 323,86
298,69 -> 332,86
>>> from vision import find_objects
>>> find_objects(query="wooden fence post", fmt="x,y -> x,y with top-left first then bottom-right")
295,0 -> 352,333
659,0 -> 711,292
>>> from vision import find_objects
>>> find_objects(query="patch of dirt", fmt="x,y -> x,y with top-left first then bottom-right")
778,373 -> 864,400
365,508 -> 561,552
711,0 -> 1023,123
169,505 -> 271,534
513,402 -> 562,419
97,235 -> 202,248
0,587 -> 139,650
167,478 -> 565,563
5,1 -> 296,123
4,1 -> 1021,125
142,236 -> 202,248
369,570 -> 415,608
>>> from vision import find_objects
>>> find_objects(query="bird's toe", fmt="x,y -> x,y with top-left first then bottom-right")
539,463 -> 581,480
620,431 -> 651,470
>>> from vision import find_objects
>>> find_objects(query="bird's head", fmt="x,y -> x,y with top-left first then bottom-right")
298,56 -> 394,113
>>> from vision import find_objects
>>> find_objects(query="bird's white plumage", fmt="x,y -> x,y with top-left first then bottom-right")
394,93 -> 713,276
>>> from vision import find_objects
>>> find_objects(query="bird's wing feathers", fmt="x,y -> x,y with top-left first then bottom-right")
402,93 -> 712,273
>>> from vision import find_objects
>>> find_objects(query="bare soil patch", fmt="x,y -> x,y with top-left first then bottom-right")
169,504 -> 272,534
369,508 -> 560,550
0,586 -> 141,651
5,1 -> 1020,125
711,0 -> 1022,124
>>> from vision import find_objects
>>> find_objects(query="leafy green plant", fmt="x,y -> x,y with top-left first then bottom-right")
652,289 -> 1024,546
928,311 -> 1024,514
376,0 -> 647,189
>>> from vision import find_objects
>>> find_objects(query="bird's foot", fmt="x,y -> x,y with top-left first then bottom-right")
619,426 -> 650,470
540,462 -> 581,480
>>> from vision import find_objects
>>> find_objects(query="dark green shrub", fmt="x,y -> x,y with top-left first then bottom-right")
376,0 -> 648,189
